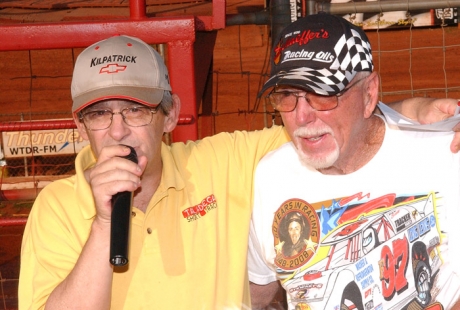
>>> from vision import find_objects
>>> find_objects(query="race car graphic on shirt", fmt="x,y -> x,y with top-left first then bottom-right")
271,192 -> 444,310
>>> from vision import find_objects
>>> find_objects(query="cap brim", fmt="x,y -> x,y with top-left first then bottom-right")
72,86 -> 166,114
258,68 -> 357,98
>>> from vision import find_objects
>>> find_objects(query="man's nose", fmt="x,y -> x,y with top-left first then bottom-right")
295,97 -> 317,125
108,112 -> 131,140
111,112 -> 126,125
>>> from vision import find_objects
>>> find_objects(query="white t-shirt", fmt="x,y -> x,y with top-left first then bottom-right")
248,121 -> 460,310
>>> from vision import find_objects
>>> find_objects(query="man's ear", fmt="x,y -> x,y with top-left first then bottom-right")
163,94 -> 181,133
363,71 -> 380,119
73,114 -> 89,140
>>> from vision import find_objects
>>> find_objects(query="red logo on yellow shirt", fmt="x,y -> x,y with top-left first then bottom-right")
182,194 -> 217,222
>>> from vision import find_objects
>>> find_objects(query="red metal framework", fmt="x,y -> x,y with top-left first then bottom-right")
0,0 -> 226,143
0,0 -> 226,226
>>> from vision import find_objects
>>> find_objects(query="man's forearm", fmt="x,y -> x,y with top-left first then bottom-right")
250,281 -> 283,309
45,219 -> 113,310
385,97 -> 435,120
386,97 -> 458,123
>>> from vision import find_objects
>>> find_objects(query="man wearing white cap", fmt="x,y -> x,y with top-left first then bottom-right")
248,12 -> 460,309
17,34 -> 460,309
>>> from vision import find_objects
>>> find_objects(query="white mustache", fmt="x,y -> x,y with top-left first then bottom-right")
293,126 -> 333,138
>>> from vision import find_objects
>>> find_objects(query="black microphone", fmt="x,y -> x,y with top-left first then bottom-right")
110,145 -> 138,266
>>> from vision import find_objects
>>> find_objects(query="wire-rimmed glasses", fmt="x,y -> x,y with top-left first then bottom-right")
79,105 -> 161,131
266,76 -> 368,113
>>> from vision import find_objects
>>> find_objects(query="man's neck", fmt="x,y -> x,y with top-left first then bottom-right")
318,116 -> 385,175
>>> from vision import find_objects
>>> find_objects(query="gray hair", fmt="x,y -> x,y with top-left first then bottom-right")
157,91 -> 173,116
354,71 -> 371,80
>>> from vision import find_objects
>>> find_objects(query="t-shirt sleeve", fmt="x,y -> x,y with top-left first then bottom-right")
247,218 -> 278,284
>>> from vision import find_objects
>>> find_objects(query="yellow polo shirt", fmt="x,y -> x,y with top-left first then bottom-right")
18,125 -> 289,309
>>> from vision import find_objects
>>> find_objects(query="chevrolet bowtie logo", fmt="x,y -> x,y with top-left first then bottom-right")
99,63 -> 127,74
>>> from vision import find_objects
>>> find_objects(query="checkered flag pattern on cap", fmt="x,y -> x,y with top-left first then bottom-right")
274,66 -> 355,96
333,29 -> 373,74
258,13 -> 374,97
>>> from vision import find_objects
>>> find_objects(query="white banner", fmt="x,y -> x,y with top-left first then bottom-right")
2,126 -> 89,158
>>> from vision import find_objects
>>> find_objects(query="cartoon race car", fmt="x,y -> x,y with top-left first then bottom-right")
283,193 -> 442,310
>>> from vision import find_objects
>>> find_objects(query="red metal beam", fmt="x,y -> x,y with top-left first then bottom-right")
0,17 -> 199,141
0,17 -> 195,51
130,0 -> 147,20
168,40 -> 198,142
0,0 -> 228,226
0,0 -> 228,142
212,0 -> 226,29
0,120 -> 77,131
0,217 -> 28,227
0,116 -> 194,132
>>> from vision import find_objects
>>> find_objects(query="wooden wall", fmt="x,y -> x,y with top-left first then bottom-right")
368,26 -> 460,102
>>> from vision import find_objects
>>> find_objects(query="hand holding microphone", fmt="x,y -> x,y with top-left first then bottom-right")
110,145 -> 138,266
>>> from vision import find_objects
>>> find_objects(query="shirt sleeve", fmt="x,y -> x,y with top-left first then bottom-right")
247,155 -> 279,285
247,218 -> 278,284
18,177 -> 91,310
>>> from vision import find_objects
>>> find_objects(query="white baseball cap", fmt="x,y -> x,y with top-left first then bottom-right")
71,35 -> 172,114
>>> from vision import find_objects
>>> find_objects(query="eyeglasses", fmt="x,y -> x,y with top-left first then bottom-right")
266,76 -> 368,113
79,105 -> 160,131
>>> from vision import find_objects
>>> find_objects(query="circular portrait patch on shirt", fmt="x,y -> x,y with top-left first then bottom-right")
272,198 -> 320,270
